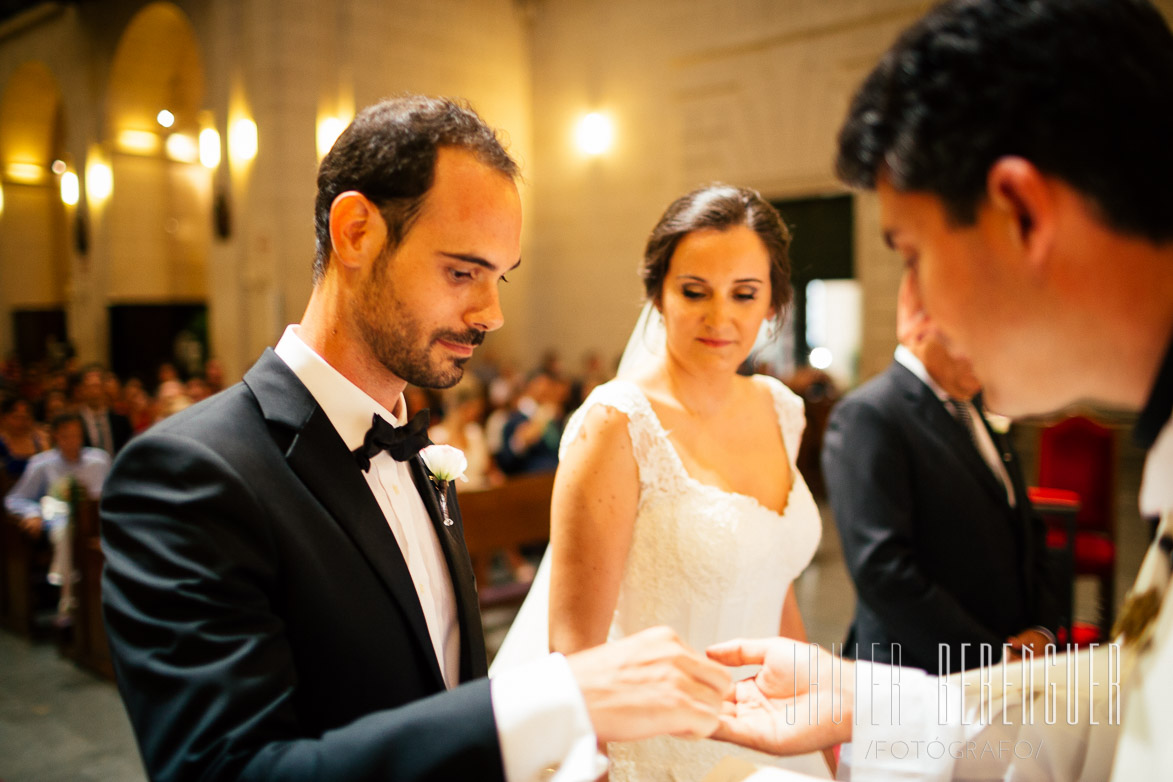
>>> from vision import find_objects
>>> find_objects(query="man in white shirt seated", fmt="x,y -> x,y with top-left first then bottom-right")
5,412 -> 110,618
705,0 -> 1173,779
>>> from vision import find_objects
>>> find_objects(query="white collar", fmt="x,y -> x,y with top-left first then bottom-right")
894,344 -> 951,403
273,325 -> 406,451
1141,417 -> 1173,517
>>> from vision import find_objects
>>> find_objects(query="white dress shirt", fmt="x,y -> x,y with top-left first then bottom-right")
273,325 -> 599,781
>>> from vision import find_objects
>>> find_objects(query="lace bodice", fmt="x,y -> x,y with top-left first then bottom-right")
559,376 -> 827,781
562,376 -> 821,651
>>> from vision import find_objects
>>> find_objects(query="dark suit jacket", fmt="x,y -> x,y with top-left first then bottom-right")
101,350 -> 503,782
821,361 -> 1061,673
83,408 -> 132,455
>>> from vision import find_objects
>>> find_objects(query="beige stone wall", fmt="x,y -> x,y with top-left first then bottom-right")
196,0 -> 533,379
1,0 -> 1171,383
0,183 -> 68,306
521,0 -> 1173,386
0,0 -> 532,380
524,0 -> 924,384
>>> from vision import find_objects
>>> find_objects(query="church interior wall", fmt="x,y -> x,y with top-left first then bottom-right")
0,0 -> 1169,390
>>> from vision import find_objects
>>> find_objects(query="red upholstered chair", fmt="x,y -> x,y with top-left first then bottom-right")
1027,486 -> 1080,644
1035,415 -> 1116,638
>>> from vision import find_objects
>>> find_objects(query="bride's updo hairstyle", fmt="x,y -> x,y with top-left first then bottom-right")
640,184 -> 793,327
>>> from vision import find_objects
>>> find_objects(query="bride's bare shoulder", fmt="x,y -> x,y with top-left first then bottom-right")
748,373 -> 802,409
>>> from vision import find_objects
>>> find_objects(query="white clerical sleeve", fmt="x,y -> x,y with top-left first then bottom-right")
491,652 -> 607,782
850,660 -> 963,781
851,648 -> 1121,782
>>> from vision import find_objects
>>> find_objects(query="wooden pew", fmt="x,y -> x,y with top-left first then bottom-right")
0,510 -> 50,635
457,472 -> 555,608
65,498 -> 114,679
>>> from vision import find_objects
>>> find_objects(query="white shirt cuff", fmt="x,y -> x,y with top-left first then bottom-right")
491,652 -> 606,782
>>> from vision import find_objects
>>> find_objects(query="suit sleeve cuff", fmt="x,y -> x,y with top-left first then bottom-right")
1031,626 -> 1057,646
491,652 -> 606,782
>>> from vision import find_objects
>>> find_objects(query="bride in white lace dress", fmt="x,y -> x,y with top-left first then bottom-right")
491,185 -> 830,780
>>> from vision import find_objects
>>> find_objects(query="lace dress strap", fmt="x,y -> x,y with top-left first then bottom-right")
560,380 -> 670,486
757,374 -> 806,468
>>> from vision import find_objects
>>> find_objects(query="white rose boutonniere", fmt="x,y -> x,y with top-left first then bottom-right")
985,412 -> 1013,435
419,444 -> 468,526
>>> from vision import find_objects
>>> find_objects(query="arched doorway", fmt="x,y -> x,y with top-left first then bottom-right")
102,1 -> 210,384
0,61 -> 70,365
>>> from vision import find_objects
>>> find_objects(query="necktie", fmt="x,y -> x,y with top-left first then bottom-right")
352,409 -> 430,472
946,397 -> 978,446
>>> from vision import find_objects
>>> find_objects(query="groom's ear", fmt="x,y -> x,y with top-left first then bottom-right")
329,191 -> 388,273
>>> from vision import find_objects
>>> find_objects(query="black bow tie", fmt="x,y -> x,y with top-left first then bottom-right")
352,409 -> 430,472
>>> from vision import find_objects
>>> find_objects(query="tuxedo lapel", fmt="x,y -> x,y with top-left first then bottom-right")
408,457 -> 487,681
244,350 -> 446,689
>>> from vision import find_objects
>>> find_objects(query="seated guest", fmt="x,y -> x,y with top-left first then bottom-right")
185,375 -> 212,404
75,364 -> 132,456
4,412 -> 111,616
103,371 -> 127,416
154,379 -> 192,420
39,389 -> 69,429
822,271 -> 1062,673
202,358 -> 225,394
495,370 -> 565,475
429,378 -> 500,490
0,396 -> 49,482
122,379 -> 156,434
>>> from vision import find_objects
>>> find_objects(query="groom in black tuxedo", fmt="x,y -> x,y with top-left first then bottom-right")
822,273 -> 1062,673
100,96 -> 730,782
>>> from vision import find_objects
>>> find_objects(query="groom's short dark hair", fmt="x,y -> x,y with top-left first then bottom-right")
836,0 -> 1173,242
312,95 -> 520,283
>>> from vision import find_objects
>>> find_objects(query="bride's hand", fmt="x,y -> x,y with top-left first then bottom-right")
706,637 -> 854,756
565,626 -> 732,743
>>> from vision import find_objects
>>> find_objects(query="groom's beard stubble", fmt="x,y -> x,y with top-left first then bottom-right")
354,290 -> 484,391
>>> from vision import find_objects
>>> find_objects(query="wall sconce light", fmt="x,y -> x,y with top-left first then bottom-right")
157,109 -> 175,128
86,157 -> 113,204
117,129 -> 160,155
6,162 -> 43,184
199,127 -> 221,169
230,117 -> 258,163
575,112 -> 614,156
165,133 -> 199,163
316,116 -> 347,160
59,170 -> 79,206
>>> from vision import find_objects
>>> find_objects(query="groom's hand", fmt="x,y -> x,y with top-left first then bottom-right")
706,637 -> 854,756
566,626 -> 732,742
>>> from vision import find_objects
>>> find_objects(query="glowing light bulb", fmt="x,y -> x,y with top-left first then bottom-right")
60,171 -> 79,206
199,128 -> 221,168
230,118 -> 258,162
809,347 -> 833,370
575,112 -> 614,156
